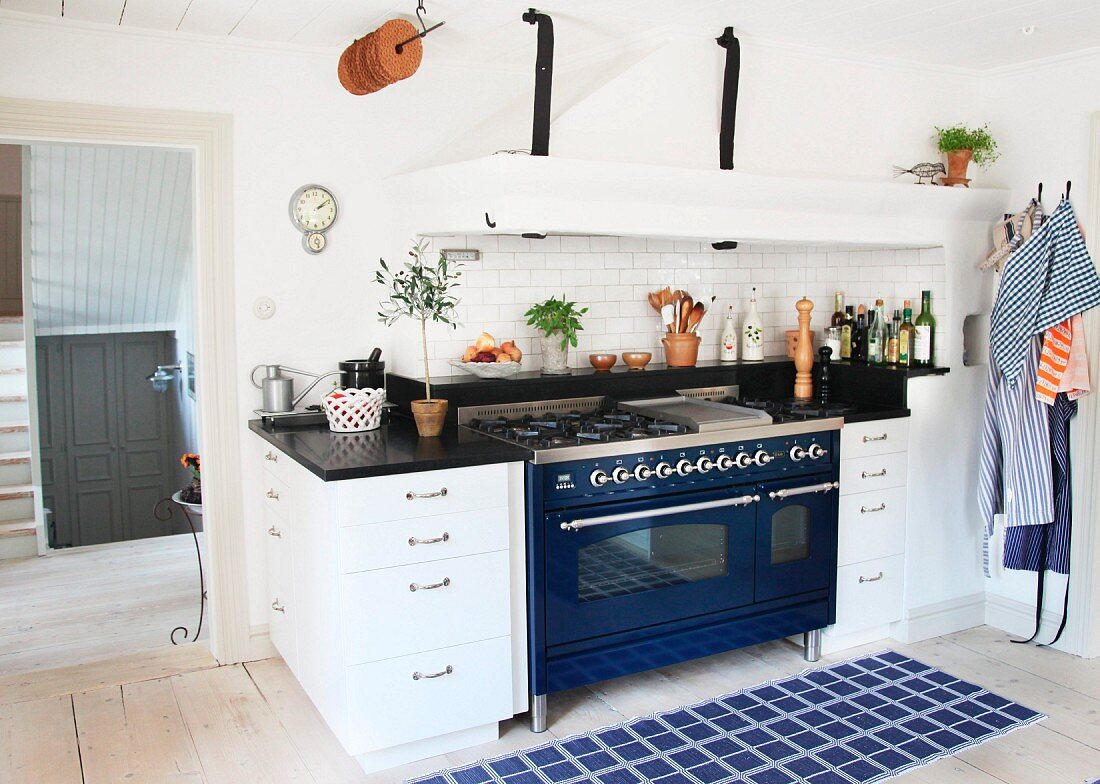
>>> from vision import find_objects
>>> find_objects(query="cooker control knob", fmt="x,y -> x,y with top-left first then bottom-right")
695,456 -> 714,473
753,450 -> 773,466
633,464 -> 654,482
715,454 -> 735,471
789,446 -> 807,462
654,462 -> 674,479
589,469 -> 611,487
808,443 -> 828,459
611,466 -> 631,484
675,459 -> 695,476
733,452 -> 753,469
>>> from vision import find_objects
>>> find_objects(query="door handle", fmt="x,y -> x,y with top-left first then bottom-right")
408,532 -> 450,546
862,433 -> 888,443
266,489 -> 280,500
767,481 -> 838,500
860,469 -> 887,479
860,503 -> 886,514
264,451 -> 278,462
561,495 -> 760,531
412,665 -> 453,680
859,571 -> 884,584
406,488 -> 448,501
267,525 -> 282,538
271,599 -> 286,613
409,577 -> 451,592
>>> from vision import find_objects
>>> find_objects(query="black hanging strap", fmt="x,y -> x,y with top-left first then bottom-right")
716,27 -> 741,170
523,9 -> 554,157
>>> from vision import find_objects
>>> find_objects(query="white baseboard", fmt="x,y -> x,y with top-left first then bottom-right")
984,592 -> 1065,641
247,623 -> 276,661
891,592 -> 986,643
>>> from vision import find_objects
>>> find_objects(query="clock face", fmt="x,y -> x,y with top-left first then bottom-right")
291,185 -> 337,232
304,232 -> 326,253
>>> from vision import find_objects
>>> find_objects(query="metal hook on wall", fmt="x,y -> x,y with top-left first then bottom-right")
396,1 -> 446,54
1063,180 -> 1072,200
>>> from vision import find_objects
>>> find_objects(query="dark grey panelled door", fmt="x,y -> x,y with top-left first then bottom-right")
39,331 -> 178,547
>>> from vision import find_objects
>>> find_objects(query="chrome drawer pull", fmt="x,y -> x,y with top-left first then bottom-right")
859,572 -> 884,584
409,532 -> 450,547
271,599 -> 286,613
266,489 -> 280,500
409,577 -> 451,592
406,487 -> 448,501
860,503 -> 886,514
861,469 -> 887,479
264,451 -> 278,462
862,434 -> 888,443
561,495 -> 760,532
412,665 -> 453,681
768,481 -> 838,500
267,525 -> 282,538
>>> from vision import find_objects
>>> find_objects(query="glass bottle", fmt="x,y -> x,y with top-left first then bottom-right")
831,292 -> 845,328
899,302 -> 914,366
913,290 -> 936,367
840,305 -> 854,359
852,305 -> 867,363
867,299 -> 886,365
886,310 -> 901,365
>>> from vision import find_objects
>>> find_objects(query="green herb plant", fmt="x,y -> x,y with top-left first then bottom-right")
524,295 -> 589,351
934,124 -> 1000,168
376,240 -> 462,401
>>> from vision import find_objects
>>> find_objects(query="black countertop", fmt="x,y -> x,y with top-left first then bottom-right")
249,416 -> 530,481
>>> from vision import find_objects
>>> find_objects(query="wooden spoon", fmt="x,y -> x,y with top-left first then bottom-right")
686,301 -> 705,333
679,295 -> 694,333
647,291 -> 662,313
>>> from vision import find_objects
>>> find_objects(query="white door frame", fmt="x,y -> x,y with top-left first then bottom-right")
0,97 -> 249,664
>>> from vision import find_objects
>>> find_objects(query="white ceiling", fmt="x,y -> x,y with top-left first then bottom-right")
1,0 -> 1099,71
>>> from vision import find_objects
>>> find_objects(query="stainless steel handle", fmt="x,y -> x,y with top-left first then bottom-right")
267,525 -> 282,538
409,577 -> 451,592
560,495 -> 760,532
412,665 -> 453,681
266,489 -> 280,500
862,433 -> 888,443
264,451 -> 278,462
860,503 -> 886,514
271,599 -> 285,613
409,532 -> 450,547
859,571 -> 884,584
406,487 -> 448,501
767,481 -> 838,500
861,469 -> 887,479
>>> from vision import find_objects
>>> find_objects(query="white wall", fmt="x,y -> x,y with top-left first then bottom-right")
0,143 -> 19,196
0,16 -> 993,631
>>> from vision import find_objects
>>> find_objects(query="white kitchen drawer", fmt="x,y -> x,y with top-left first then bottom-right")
345,635 -> 512,754
840,451 -> 907,496
336,463 -> 508,526
258,441 -> 292,485
833,554 -> 904,634
338,507 -> 509,574
838,486 -> 907,566
265,510 -> 298,674
262,473 -> 290,517
342,550 -> 511,664
840,418 -> 909,460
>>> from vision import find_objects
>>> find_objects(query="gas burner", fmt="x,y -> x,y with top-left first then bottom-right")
647,421 -> 689,434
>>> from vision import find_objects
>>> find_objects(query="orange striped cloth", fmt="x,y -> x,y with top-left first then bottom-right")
1036,313 -> 1090,404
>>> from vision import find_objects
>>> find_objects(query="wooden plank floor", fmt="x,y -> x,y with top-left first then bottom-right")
0,534 -> 207,677
2,625 -> 1099,783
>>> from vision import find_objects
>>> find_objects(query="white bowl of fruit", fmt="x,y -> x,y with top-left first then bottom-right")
449,333 -> 523,378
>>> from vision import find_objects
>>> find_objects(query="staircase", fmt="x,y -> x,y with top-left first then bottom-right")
0,316 -> 36,560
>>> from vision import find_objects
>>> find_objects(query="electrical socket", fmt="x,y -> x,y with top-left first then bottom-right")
442,249 -> 480,262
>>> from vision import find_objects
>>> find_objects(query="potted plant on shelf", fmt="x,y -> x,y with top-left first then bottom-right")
179,452 -> 201,506
934,124 -> 999,187
377,240 -> 461,437
525,295 -> 588,375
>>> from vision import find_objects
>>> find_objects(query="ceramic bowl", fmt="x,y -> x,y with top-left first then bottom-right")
589,353 -> 617,371
621,351 -> 653,370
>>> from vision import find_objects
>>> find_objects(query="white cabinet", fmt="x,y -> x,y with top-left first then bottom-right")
253,436 -> 526,775
825,418 -> 909,651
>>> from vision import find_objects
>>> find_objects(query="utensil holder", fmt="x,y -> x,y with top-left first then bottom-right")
662,333 -> 701,367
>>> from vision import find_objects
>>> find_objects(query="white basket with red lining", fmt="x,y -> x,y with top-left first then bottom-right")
322,387 -> 386,432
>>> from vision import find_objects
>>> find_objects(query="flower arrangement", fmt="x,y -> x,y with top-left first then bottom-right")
180,452 -> 202,504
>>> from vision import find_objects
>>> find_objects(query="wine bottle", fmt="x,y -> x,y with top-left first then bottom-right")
899,301 -> 914,366
868,299 -> 887,365
886,310 -> 901,365
852,305 -> 867,363
840,305 -> 854,359
831,292 -> 845,327
913,290 -> 935,367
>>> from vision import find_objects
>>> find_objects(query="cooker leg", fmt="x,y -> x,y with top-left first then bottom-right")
530,693 -> 547,733
803,629 -> 822,662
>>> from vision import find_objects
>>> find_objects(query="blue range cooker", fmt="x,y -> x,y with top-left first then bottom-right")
462,390 -> 842,732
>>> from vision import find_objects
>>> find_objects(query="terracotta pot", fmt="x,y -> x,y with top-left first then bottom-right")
942,149 -> 972,187
410,399 -> 448,438
662,333 -> 701,367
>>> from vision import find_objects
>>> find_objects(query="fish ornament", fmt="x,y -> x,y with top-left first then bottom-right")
892,162 -> 946,185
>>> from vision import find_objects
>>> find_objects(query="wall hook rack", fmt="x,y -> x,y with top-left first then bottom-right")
396,1 -> 445,54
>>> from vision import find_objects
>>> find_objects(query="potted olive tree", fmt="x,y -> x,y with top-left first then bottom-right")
525,295 -> 588,374
935,124 -> 999,187
377,241 -> 461,437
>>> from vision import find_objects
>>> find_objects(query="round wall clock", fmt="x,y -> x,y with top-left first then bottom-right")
289,184 -> 338,254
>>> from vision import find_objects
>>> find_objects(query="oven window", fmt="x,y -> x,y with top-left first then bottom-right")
577,524 -> 728,603
771,505 -> 811,564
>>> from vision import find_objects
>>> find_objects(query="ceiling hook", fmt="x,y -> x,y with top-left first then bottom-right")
415,1 -> 428,34
395,0 -> 445,54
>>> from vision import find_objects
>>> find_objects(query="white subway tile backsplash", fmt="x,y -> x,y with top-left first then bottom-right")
426,236 -> 946,370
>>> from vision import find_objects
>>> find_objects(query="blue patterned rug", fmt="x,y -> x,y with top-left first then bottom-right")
408,650 -> 1043,784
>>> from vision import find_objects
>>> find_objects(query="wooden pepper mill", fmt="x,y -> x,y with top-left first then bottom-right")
793,296 -> 815,400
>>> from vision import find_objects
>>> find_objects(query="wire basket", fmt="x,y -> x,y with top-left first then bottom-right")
449,360 -> 522,379
322,388 -> 386,432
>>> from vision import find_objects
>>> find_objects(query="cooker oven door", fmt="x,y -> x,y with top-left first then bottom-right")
754,475 -> 838,602
545,488 -> 757,647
